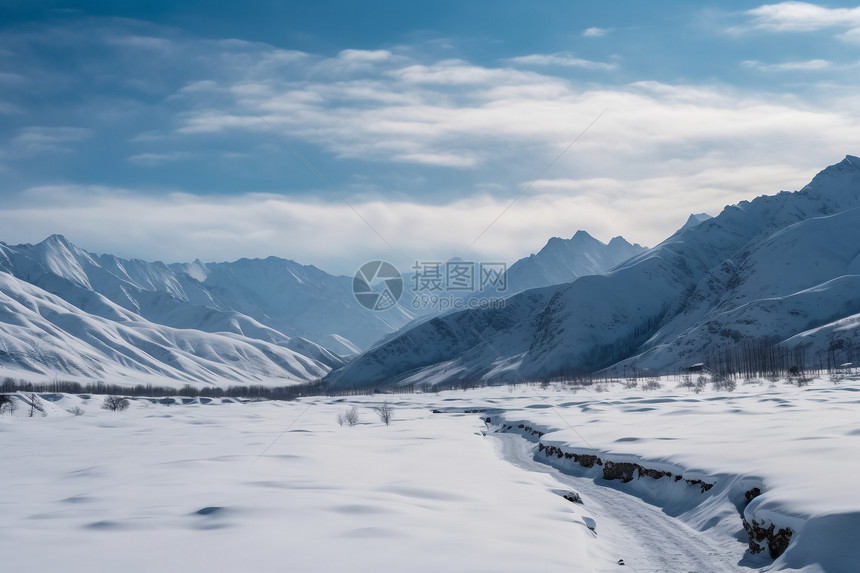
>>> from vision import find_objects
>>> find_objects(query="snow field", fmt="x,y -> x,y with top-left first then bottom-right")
1,394 -> 603,572
2,376 -> 859,572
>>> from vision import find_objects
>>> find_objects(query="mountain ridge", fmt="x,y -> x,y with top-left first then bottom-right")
325,155 -> 860,387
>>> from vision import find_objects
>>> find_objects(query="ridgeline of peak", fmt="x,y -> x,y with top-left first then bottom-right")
680,213 -> 713,232
494,230 -> 646,296
327,155 -> 860,389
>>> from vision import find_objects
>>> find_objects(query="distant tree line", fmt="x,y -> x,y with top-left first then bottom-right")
702,338 -> 811,380
0,377 -> 422,400
701,335 -> 856,381
0,377 -> 330,400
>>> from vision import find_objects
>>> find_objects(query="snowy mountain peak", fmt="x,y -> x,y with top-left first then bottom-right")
680,213 -> 713,231
607,235 -> 643,252
475,230 -> 647,298
800,154 -> 860,199
841,154 -> 860,169
327,155 -> 860,388
42,233 -> 74,247
29,233 -> 94,289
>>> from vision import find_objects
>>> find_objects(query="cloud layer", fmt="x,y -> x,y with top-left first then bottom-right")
0,10 -> 858,272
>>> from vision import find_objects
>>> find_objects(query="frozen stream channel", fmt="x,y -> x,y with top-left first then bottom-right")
488,431 -> 754,572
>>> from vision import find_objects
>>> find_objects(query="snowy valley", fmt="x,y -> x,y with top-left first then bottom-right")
2,377 -> 859,572
3,156 -> 860,573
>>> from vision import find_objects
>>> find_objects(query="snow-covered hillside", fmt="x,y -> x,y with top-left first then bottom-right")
0,270 -> 335,386
327,156 -> 860,388
0,235 -> 412,356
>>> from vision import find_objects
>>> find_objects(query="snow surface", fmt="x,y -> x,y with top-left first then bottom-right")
2,378 -> 858,572
0,394 -> 602,573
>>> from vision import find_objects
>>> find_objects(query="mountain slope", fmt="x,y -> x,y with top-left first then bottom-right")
326,155 -> 860,387
614,203 -> 860,372
0,270 -> 334,386
0,236 -> 413,356
497,231 -> 645,295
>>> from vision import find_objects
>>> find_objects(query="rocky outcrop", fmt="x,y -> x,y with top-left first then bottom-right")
533,440 -> 713,492
743,518 -> 793,559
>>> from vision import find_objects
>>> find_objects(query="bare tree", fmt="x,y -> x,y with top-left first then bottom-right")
27,393 -> 45,417
102,395 -> 130,412
0,394 -> 15,415
376,402 -> 393,426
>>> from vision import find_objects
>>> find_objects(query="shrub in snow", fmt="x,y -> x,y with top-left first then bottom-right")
829,370 -> 845,384
102,395 -> 130,412
712,377 -> 736,392
337,406 -> 360,427
376,402 -> 393,426
642,379 -> 662,391
67,406 -> 85,416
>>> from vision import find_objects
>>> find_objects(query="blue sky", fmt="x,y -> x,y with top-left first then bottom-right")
1,1 -> 859,273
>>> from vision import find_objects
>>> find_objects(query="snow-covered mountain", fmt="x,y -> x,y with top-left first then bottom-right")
0,225 -> 647,387
493,231 -> 644,296
0,236 -> 413,357
0,236 -> 423,386
0,270 -> 336,385
326,156 -> 860,388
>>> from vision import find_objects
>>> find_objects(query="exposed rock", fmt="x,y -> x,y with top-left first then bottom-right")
743,518 -> 793,559
639,467 -> 673,480
603,461 -> 639,483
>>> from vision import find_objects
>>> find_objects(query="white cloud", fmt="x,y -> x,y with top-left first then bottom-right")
106,34 -> 175,52
0,159 -> 820,274
168,57 -> 859,178
746,2 -> 860,31
337,49 -> 394,62
741,58 -> 832,71
127,152 -> 193,165
744,2 -> 860,41
583,27 -> 610,37
391,60 -> 540,84
838,27 -> 860,43
3,18 -> 860,272
508,52 -> 617,70
9,126 -> 93,155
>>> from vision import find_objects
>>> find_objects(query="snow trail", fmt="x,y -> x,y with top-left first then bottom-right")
488,432 -> 751,572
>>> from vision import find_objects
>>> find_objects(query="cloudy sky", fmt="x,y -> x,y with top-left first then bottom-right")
1,1 -> 859,274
